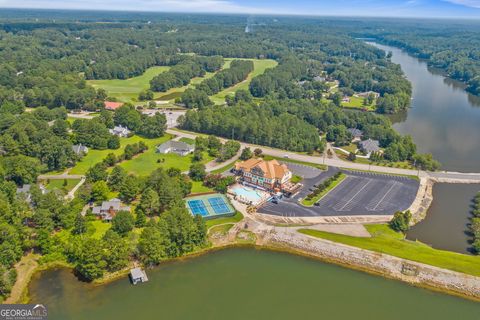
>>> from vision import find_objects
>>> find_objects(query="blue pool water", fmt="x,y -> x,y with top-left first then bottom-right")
232,186 -> 264,203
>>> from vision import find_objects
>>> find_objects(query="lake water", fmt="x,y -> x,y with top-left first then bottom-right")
29,248 -> 480,319
370,43 -> 480,253
371,43 -> 480,173
407,183 -> 480,254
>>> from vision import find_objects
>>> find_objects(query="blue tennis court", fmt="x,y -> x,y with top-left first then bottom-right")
208,197 -> 231,214
187,200 -> 209,216
185,193 -> 235,219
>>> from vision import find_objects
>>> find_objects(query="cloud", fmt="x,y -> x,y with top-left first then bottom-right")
443,0 -> 480,8
0,0 -> 268,13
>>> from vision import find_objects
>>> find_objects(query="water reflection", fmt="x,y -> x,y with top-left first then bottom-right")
371,43 -> 480,172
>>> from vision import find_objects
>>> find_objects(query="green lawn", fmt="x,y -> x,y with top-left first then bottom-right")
68,135 -> 158,175
291,175 -> 303,184
43,179 -> 80,193
87,66 -> 171,103
190,181 -> 213,194
210,58 -> 278,104
89,220 -> 112,240
179,137 -> 196,145
155,60 -> 231,101
299,224 -> 480,277
205,211 -> 244,229
301,173 -> 346,206
342,96 -> 376,111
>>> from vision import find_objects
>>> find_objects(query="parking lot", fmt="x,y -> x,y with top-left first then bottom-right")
258,168 -> 419,217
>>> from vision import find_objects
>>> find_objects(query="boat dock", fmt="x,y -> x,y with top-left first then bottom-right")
129,267 -> 149,285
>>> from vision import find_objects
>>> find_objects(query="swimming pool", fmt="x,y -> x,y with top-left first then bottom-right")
231,185 -> 266,204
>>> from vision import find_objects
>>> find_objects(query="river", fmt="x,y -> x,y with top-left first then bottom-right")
371,43 -> 480,173
28,248 -> 480,319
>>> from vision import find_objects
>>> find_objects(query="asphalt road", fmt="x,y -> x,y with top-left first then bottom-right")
167,128 -> 480,182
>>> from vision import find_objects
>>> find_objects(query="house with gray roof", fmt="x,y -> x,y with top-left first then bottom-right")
359,139 -> 380,155
16,184 -> 47,203
109,125 -> 131,137
72,144 -> 89,156
347,128 -> 363,141
92,198 -> 131,221
156,140 -> 194,156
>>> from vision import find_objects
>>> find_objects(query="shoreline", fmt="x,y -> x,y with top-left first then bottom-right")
13,229 -> 480,305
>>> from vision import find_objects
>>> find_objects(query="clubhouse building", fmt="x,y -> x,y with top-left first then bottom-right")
234,158 -> 297,193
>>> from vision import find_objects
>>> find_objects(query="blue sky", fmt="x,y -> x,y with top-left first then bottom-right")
1,0 -> 480,18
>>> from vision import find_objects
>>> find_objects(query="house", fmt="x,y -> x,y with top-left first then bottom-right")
347,128 -> 363,141
129,267 -> 148,285
92,198 -> 131,221
104,101 -> 123,111
16,184 -> 47,202
72,144 -> 89,155
234,158 -> 292,192
156,140 -> 194,156
342,96 -> 351,103
313,76 -> 326,82
109,125 -> 131,137
359,139 -> 380,155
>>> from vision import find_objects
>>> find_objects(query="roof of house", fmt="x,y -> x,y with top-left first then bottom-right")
16,184 -> 31,194
130,267 -> 144,279
347,128 -> 363,137
92,198 -> 130,214
359,139 -> 380,153
235,158 -> 290,180
104,101 -> 123,110
157,140 -> 194,153
72,144 -> 88,154
110,125 -> 130,134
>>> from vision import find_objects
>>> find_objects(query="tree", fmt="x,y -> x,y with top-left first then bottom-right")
111,211 -> 135,236
347,152 -> 356,161
108,166 -> 127,191
1,155 -> 42,185
114,105 -> 142,131
240,147 -> 253,161
389,210 -> 412,233
189,163 -> 206,181
137,223 -> 166,266
75,238 -> 106,281
135,210 -> 147,227
413,153 -> 440,171
102,230 -> 130,272
192,149 -> 203,162
136,188 -> 160,216
138,113 -> 167,138
86,163 -> 108,183
91,181 -> 109,202
72,213 -> 87,235
118,175 -> 139,203
254,148 -> 263,157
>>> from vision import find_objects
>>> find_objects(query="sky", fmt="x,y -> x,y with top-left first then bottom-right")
0,0 -> 480,18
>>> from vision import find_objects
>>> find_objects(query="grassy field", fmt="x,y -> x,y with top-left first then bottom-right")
210,58 -> 278,104
190,181 -> 213,194
205,211 -> 244,229
68,135 -> 163,175
68,132 -> 216,177
342,96 -> 376,111
299,224 -> 480,277
43,179 -> 80,193
87,66 -> 170,103
301,173 -> 346,206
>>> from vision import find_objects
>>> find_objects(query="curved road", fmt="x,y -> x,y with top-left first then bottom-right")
167,129 -> 480,183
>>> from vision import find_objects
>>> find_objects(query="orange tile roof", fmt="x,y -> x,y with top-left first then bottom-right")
104,101 -> 123,110
235,158 -> 290,180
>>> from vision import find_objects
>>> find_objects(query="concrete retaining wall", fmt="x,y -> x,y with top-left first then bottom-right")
267,231 -> 480,299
